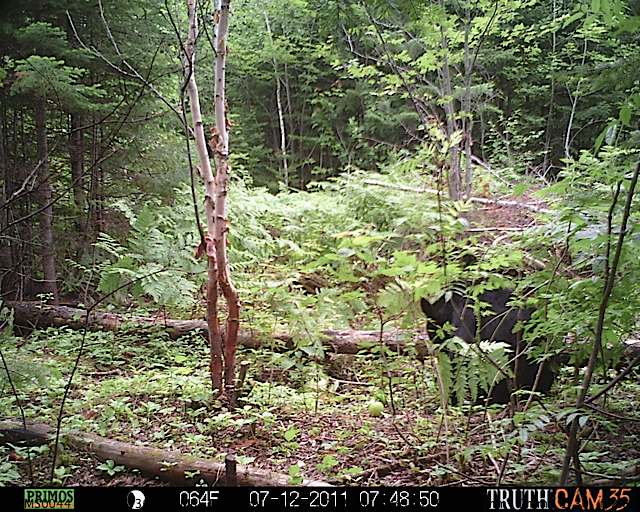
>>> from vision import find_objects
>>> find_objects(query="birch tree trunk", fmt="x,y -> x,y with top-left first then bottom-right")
184,0 -> 239,399
264,10 -> 288,188
213,0 -> 240,399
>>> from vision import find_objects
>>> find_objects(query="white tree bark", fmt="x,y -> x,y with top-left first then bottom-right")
184,0 -> 221,391
184,0 -> 239,397
264,10 -> 288,187
212,0 -> 240,397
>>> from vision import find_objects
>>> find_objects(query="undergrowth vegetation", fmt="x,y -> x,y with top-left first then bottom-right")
1,148 -> 640,486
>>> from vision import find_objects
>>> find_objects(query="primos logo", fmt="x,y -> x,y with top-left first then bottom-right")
24,489 -> 75,509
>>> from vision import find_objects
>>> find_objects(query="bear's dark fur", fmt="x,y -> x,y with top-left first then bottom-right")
421,289 -> 554,404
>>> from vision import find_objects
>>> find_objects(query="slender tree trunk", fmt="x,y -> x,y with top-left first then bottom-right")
0,104 -> 15,299
462,11 -> 473,199
564,38 -> 588,160
184,0 -> 222,392
543,79 -> 556,171
4,107 -> 26,300
542,0 -> 557,173
70,112 -> 87,257
89,113 -> 101,233
184,0 -> 239,399
284,61 -> 295,181
213,0 -> 240,399
436,2 -> 461,201
440,45 -> 461,201
564,81 -> 581,160
299,90 -> 307,187
34,96 -> 58,304
264,10 -> 288,188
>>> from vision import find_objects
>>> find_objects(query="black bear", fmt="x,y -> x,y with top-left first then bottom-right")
420,288 -> 554,404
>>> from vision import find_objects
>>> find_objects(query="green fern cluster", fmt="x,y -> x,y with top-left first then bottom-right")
436,338 -> 511,406
92,189 -> 205,308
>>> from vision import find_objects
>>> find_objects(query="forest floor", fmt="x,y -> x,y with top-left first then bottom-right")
3,200 -> 640,488
5,334 -> 640,487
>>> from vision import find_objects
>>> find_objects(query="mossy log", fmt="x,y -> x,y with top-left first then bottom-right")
6,301 -> 428,356
0,418 -> 329,486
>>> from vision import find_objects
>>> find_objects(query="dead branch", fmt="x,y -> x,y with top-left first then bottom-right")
363,179 -> 552,214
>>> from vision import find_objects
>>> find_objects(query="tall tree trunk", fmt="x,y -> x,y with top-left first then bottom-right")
284,62 -> 295,183
4,106 -> 27,301
34,96 -> 58,304
184,0 -> 239,399
440,47 -> 461,201
462,11 -> 473,200
542,0 -> 557,173
70,112 -> 87,257
89,114 -> 101,234
436,1 -> 461,201
213,0 -> 240,399
0,103 -> 15,299
184,0 -> 221,392
264,10 -> 288,188
66,9 -> 87,250
564,38 -> 588,160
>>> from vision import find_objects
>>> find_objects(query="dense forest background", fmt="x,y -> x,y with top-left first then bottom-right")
1,0 -> 638,305
1,0 -> 640,488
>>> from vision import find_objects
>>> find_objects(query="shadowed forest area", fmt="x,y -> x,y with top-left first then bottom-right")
1,0 -> 640,491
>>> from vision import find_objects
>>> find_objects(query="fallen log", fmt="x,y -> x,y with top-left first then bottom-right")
7,301 -> 211,341
363,179 -> 552,214
6,302 -> 639,363
0,418 -> 330,486
5,301 -> 428,356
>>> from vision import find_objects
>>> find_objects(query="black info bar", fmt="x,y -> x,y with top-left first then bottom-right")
3,486 -> 637,511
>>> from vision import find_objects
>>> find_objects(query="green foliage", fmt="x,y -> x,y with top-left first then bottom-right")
96,460 -> 126,477
11,56 -> 105,108
511,408 -> 553,444
0,353 -> 58,391
93,192 -> 204,308
287,464 -> 304,485
225,0 -> 406,188
316,454 -> 339,474
52,465 -> 74,485
0,304 -> 60,392
0,458 -> 21,486
15,22 -> 78,59
227,181 -> 355,269
520,147 -> 640,369
10,23 -> 103,107
2,0 -> 640,487
438,338 -> 512,406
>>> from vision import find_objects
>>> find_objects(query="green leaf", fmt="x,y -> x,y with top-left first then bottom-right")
321,455 -> 339,467
378,267 -> 408,276
619,104 -> 631,126
513,183 -> 529,198
284,426 -> 300,442
351,235 -> 372,246
336,247 -> 356,258
288,465 -> 301,477
563,11 -> 585,28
